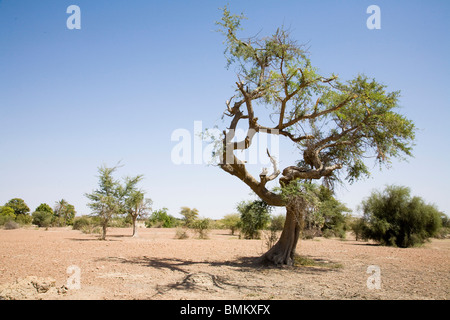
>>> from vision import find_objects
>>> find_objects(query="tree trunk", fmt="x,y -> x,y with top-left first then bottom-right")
262,197 -> 305,265
101,223 -> 107,241
132,215 -> 138,238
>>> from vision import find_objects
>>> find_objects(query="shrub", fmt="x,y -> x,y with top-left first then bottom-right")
237,200 -> 271,239
220,213 -> 241,235
73,216 -> 89,230
270,214 -> 285,231
174,227 -> 189,239
32,211 -> 53,228
192,218 -> 211,239
359,185 -> 442,247
4,220 -> 20,230
72,216 -> 102,234
146,208 -> 178,228
0,206 -> 16,226
350,217 -> 370,241
15,214 -> 32,225
109,216 -> 131,228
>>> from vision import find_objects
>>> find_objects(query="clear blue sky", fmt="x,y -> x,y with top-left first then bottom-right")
1,0 -> 449,219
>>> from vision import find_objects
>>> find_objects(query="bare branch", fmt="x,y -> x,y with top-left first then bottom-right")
260,149 -> 281,184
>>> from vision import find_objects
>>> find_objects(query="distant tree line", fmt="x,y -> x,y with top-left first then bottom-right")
2,165 -> 448,249
0,198 -> 76,229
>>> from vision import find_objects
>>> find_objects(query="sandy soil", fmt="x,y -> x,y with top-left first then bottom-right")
0,226 -> 448,300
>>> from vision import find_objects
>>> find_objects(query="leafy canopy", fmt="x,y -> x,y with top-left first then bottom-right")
215,7 -> 416,205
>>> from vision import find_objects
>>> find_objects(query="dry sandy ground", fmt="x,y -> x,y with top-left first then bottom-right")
0,226 -> 448,300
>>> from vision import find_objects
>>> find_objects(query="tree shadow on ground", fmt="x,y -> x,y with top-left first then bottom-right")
346,242 -> 381,247
95,255 -> 342,298
97,254 -> 341,275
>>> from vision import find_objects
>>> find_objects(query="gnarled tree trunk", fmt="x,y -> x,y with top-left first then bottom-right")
262,197 -> 305,265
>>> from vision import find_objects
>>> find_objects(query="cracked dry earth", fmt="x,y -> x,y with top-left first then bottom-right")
0,227 -> 448,300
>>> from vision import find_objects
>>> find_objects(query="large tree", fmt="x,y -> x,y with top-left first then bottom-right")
214,8 -> 416,265
4,198 -> 30,216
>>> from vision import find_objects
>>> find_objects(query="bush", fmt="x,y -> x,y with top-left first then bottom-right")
270,214 -> 285,231
174,227 -> 189,239
72,216 -> 102,234
359,185 -> 442,247
350,217 -> 370,241
0,206 -> 16,226
15,214 -> 32,225
237,200 -> 271,239
146,208 -> 178,228
32,211 -> 53,228
192,218 -> 211,239
220,213 -> 241,235
109,216 -> 131,228
4,220 -> 20,230
73,216 -> 89,230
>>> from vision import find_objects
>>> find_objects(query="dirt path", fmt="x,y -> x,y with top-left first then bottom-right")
0,227 -> 448,300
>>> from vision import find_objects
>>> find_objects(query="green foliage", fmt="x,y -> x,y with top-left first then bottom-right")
15,214 -> 32,225
85,164 -> 143,239
125,190 -> 152,220
72,216 -> 101,234
54,199 -> 76,226
35,203 -> 54,215
269,214 -> 285,231
146,208 -> 178,228
349,216 -> 369,241
192,218 -> 211,239
237,200 -> 272,239
32,204 -> 54,228
275,181 -> 350,239
215,7 -> 416,194
4,198 -> 30,216
0,206 -> 16,226
32,211 -> 53,228
358,185 -> 443,247
316,187 -> 351,239
435,213 -> 450,238
220,213 -> 241,235
72,216 -> 92,230
179,207 -> 199,227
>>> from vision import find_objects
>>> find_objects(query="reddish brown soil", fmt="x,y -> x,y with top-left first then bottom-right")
0,227 -> 448,300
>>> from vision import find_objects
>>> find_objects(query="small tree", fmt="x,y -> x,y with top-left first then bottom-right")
359,185 -> 442,247
85,164 -> 142,240
192,218 -> 211,239
0,206 -> 16,225
32,211 -> 53,228
179,207 -> 199,227
54,199 -> 76,226
32,203 -> 54,228
125,189 -> 152,237
221,213 -> 241,235
316,186 -> 351,239
237,200 -> 271,239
